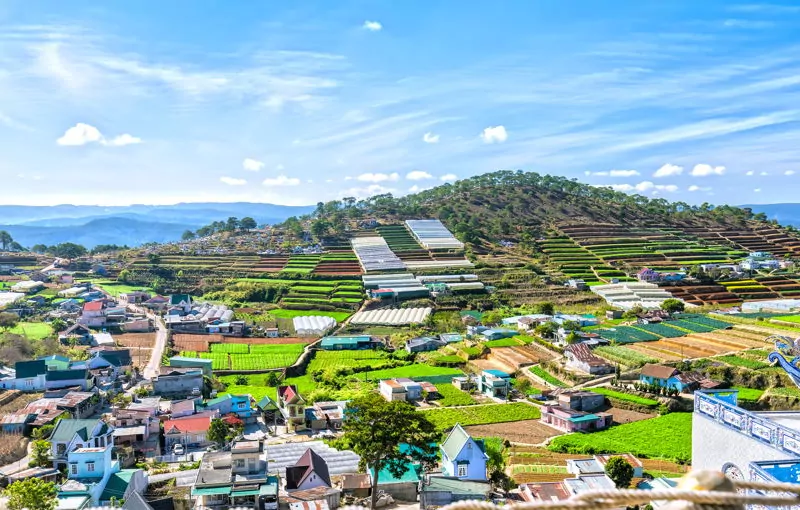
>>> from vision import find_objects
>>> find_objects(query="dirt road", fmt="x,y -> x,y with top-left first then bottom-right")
143,314 -> 167,380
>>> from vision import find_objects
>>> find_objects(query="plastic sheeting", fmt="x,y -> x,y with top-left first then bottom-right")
293,315 -> 337,336
350,307 -> 432,325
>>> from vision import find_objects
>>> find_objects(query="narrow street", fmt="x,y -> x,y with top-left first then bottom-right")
143,313 -> 167,380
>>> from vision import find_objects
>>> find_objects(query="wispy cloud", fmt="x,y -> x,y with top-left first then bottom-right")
653,164 -> 683,178
723,19 -> 775,29
406,170 -> 433,180
220,176 -> 246,186
263,175 -> 300,186
243,158 -> 264,172
586,169 -> 640,177
691,164 -> 726,176
422,132 -> 439,144
362,21 -> 383,32
786,170 -> 796,175
357,172 -> 399,183
440,174 -> 458,182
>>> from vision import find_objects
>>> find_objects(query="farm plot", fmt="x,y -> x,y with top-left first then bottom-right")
421,403 -> 541,430
307,350 -> 396,372
594,345 -> 657,367
626,331 -> 766,362
549,412 -> 692,463
181,342 -> 307,370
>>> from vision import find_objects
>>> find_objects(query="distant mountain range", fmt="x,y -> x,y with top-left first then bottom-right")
741,204 -> 800,226
0,202 -> 315,248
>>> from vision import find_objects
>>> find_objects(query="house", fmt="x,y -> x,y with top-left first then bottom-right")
554,314 -> 599,328
319,335 -> 376,351
637,268 -> 661,283
119,291 -> 151,305
555,329 -> 603,347
59,323 -> 93,345
439,333 -> 464,344
519,473 -> 616,503
169,355 -> 213,376
46,366 -> 94,391
0,412 -> 35,435
285,448 -> 332,491
405,336 -> 445,353
379,378 -> 423,402
564,343 -> 614,375
370,457 -> 421,502
557,391 -> 605,412
256,396 -> 281,427
110,407 -> 160,456
50,418 -> 114,469
169,294 -> 193,313
606,310 -> 624,320
440,423 -> 488,480
278,385 -> 307,432
565,279 -> 588,291
152,366 -> 204,398
169,398 -> 199,418
341,474 -> 371,499
58,299 -> 82,313
197,394 -> 256,423
0,359 -> 47,391
87,349 -> 132,376
419,477 -> 492,508
540,404 -> 613,433
79,300 -> 107,327
264,327 -> 279,338
49,391 -> 99,419
476,370 -> 511,399
163,415 -> 212,451
479,328 -> 518,341
122,317 -> 152,333
451,376 -> 476,392
304,401 -> 347,431
191,440 -> 279,510
142,295 -> 168,311
639,363 -> 708,392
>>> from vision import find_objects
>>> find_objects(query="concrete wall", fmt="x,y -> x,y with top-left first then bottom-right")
692,411 -> 794,475
378,482 -> 417,502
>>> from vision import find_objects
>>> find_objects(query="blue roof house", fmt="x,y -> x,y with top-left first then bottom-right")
477,370 -> 511,399
320,335 -> 375,350
480,329 -> 519,341
198,394 -> 255,421
440,423 -> 488,480
405,336 -> 445,353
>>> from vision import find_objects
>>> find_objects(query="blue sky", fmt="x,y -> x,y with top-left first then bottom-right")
2,1 -> 800,206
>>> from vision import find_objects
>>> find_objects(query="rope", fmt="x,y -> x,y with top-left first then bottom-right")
338,477 -> 800,510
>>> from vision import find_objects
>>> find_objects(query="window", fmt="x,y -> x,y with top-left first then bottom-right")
457,464 -> 468,478
235,459 -> 245,468
57,444 -> 67,455
70,464 -> 78,475
87,462 -> 95,472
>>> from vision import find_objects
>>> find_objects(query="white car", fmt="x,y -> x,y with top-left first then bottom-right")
173,444 -> 185,455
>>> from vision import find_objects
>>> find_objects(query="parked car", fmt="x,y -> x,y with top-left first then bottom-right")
191,387 -> 201,396
173,444 -> 185,455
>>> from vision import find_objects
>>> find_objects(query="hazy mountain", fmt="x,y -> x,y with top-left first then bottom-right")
0,202 -> 315,227
0,217 -> 198,248
740,204 -> 800,226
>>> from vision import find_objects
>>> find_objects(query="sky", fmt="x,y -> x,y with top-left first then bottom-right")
2,1 -> 800,206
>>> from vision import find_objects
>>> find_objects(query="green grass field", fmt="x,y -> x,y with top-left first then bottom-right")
434,384 -> 477,406
8,322 -> 54,340
773,315 -> 800,323
82,280 -> 152,297
589,387 -> 659,407
548,413 -> 692,463
421,403 -> 541,430
529,366 -> 567,387
359,364 -> 462,381
732,386 -> 765,402
267,309 -> 353,322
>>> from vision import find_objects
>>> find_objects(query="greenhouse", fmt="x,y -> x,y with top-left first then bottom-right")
351,237 -> 406,272
293,315 -> 337,336
350,307 -> 432,326
405,219 -> 464,250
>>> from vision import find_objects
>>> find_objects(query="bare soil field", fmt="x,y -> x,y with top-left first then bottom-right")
604,406 -> 656,425
115,333 -> 156,348
464,419 -> 561,445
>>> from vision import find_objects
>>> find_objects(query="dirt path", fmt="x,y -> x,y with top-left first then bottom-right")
144,314 -> 167,380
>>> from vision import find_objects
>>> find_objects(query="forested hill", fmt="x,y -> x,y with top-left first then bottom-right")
303,170 -> 769,242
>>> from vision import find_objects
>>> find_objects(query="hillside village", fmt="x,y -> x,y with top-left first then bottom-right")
4,174 -> 800,509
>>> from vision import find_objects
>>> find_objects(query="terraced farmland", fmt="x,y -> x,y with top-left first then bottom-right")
180,342 -> 308,371
624,326 -> 769,361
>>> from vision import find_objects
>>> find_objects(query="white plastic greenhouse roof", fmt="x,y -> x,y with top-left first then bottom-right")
590,282 -> 680,309
405,219 -> 464,250
0,292 -> 24,308
293,315 -> 337,336
351,237 -> 406,272
349,307 -> 432,325
404,259 -> 473,270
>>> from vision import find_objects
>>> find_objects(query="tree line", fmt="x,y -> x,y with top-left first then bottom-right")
181,216 -> 258,240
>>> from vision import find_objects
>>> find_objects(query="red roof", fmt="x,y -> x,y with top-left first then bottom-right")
164,415 -> 211,434
83,301 -> 104,312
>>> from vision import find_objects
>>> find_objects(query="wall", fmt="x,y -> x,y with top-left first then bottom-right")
378,482 -> 417,502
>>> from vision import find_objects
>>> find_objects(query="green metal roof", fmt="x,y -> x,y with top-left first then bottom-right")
203,394 -> 232,406
230,489 -> 261,497
320,335 -> 370,346
170,294 -> 191,305
441,423 -> 470,461
15,360 -> 46,379
422,477 -> 490,496
257,396 -> 278,411
373,462 -> 421,484
46,368 -> 88,381
51,419 -> 101,443
192,486 -> 231,497
569,414 -> 600,423
100,469 -> 137,502
259,478 -> 279,496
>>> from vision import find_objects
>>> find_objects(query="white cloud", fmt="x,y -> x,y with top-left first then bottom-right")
408,185 -> 423,193
56,123 -> 141,147
688,185 -> 712,192
406,170 -> 433,181
357,172 -> 399,183
746,170 -> 754,176
220,176 -> 246,186
363,21 -> 383,31
440,173 -> 458,182
754,188 -> 762,192
106,134 -> 142,146
480,125 -> 508,143
761,171 -> 769,176
423,132 -> 440,144
588,169 -> 640,177
243,158 -> 264,172
343,184 -> 395,198
56,123 -> 104,146
691,164 -> 726,176
344,176 -> 353,181
786,170 -> 796,176
653,164 -> 683,178
607,181 -> 678,193
276,164 -> 285,171
262,175 -> 300,186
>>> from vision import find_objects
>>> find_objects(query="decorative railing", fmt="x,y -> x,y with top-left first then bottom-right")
695,391 -> 800,457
